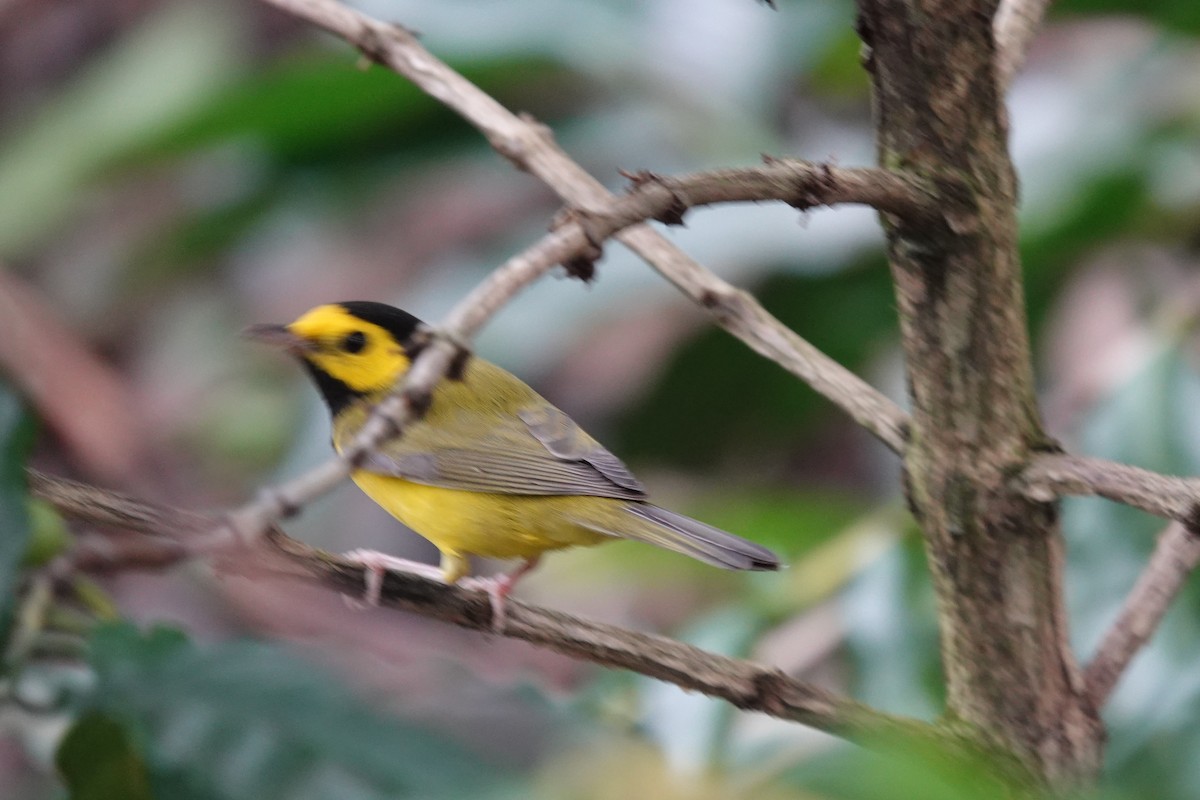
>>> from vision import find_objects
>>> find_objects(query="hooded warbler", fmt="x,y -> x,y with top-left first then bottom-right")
250,301 -> 779,624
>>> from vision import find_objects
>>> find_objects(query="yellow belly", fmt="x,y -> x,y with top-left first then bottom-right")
351,471 -> 611,568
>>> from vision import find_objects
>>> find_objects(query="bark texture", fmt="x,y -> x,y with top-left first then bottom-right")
856,0 -> 1103,785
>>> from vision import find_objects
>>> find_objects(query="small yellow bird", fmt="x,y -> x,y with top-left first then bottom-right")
250,301 -> 778,625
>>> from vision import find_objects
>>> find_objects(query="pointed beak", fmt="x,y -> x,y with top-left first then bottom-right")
243,323 -> 315,356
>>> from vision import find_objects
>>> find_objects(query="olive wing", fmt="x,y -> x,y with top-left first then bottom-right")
359,403 -> 648,501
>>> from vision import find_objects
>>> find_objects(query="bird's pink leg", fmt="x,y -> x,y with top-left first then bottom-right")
341,549 -> 443,607
460,556 -> 541,633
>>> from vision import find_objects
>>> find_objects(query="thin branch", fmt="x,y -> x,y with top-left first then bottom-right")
618,161 -> 936,223
1020,452 -> 1200,704
30,470 -> 948,750
993,0 -> 1051,90
258,0 -> 913,453
649,255 -> 910,449
1018,453 -> 1200,526
1084,522 -> 1200,706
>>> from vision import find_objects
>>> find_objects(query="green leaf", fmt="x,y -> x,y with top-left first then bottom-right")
82,623 -> 511,800
57,712 -> 154,800
616,263 -> 896,466
783,730 -> 1027,800
71,577 -> 121,622
0,384 -> 36,632
121,55 -> 565,168
22,498 -> 73,568
804,28 -> 870,100
113,53 -> 582,280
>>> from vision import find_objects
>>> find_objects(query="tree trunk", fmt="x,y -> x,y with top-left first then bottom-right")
855,0 -> 1104,787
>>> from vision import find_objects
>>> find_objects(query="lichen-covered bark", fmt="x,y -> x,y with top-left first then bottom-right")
855,0 -> 1104,786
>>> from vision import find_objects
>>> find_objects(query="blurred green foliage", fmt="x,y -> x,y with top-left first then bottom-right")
1022,171 -> 1148,335
617,264 -> 896,465
0,4 -> 241,257
0,384 -> 35,641
123,54 -> 582,281
59,624 -> 511,800
787,734 -> 1025,800
1056,0 -> 1200,34
58,713 -> 155,800
21,500 -> 74,570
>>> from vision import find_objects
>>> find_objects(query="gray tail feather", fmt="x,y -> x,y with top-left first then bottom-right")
591,503 -> 780,571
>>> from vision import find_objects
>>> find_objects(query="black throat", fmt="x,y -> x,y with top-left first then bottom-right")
302,360 -> 364,417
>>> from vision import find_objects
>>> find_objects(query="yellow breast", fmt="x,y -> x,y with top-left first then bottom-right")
350,470 -> 610,562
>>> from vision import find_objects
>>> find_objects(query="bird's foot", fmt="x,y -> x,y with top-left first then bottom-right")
458,575 -> 514,633
458,556 -> 540,633
341,549 -> 443,608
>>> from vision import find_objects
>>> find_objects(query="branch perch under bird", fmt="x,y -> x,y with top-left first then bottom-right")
30,470 -> 947,751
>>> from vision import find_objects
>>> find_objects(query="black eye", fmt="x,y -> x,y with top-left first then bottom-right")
341,331 -> 367,353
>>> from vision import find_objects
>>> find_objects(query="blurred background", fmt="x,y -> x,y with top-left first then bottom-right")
1,0 -> 1199,797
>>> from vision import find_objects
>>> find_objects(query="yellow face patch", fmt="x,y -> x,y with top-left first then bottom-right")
287,304 -> 411,394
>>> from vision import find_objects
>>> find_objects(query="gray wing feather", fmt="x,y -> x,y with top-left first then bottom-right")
518,407 -> 645,494
360,404 -> 647,501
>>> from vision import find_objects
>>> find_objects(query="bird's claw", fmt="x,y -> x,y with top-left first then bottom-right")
340,549 -> 443,608
459,575 -> 511,633
340,550 -> 537,634
458,556 -> 539,633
